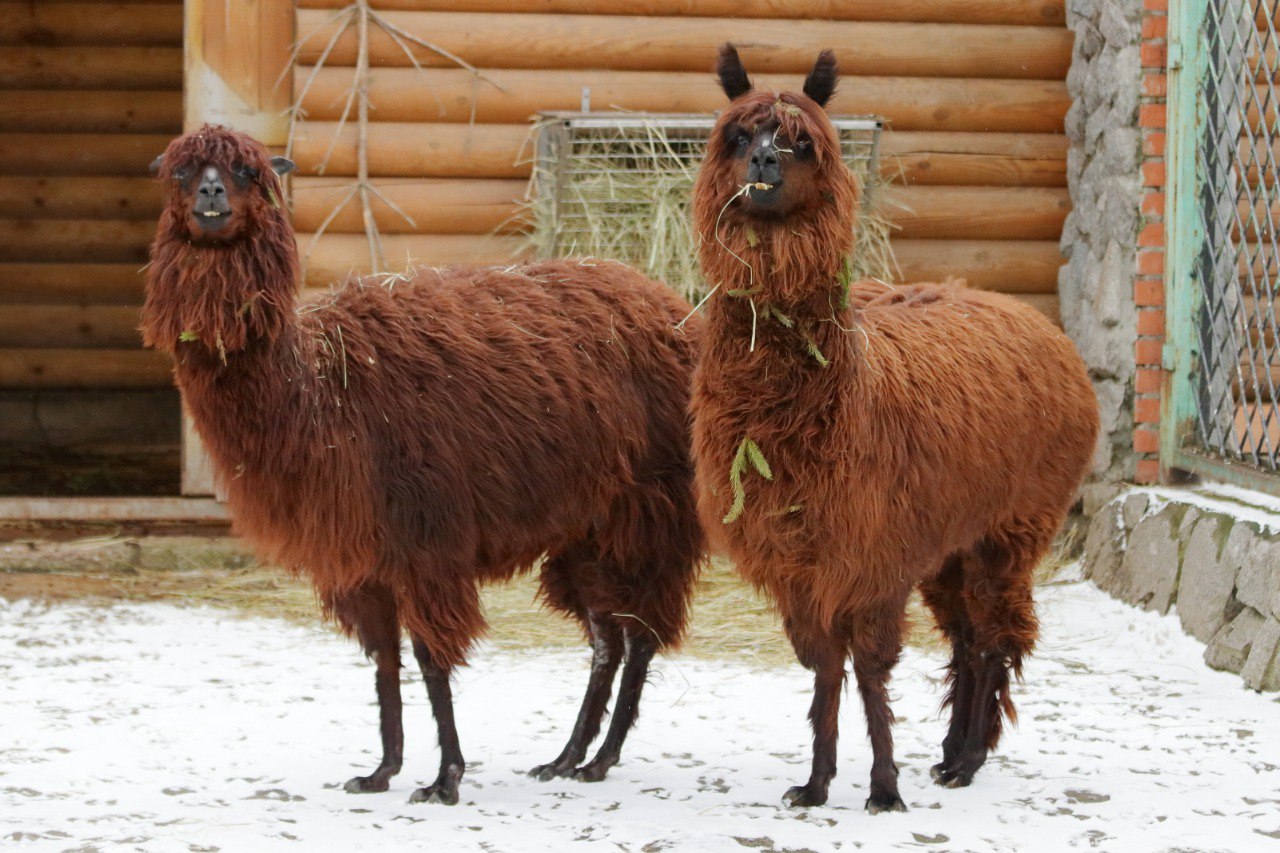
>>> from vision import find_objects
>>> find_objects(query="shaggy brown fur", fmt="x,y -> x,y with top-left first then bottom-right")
143,126 -> 704,804
690,47 -> 1099,812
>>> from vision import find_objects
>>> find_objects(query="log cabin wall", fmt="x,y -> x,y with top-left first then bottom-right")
290,0 -> 1071,322
0,0 -> 182,495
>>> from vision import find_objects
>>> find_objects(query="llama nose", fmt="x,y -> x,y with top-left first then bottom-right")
751,146 -> 779,168
198,168 -> 225,198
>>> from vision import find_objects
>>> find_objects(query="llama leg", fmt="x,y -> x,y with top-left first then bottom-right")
529,611 -> 624,780
407,639 -> 465,805
781,621 -> 846,808
573,627 -> 658,782
850,603 -> 908,813
332,584 -> 404,794
919,554 -> 977,782
935,537 -> 1040,789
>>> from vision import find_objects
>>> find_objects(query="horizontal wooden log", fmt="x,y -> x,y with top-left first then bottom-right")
880,131 -> 1066,186
0,219 -> 155,263
298,0 -> 1066,26
0,497 -> 228,524
297,67 -> 1067,134
292,178 -> 529,235
0,134 -> 172,176
886,186 -> 1069,241
0,349 -> 171,389
893,239 -> 1061,293
299,234 -> 528,288
0,177 -> 161,219
296,10 -> 1072,80
0,305 -> 143,349
0,263 -> 144,304
0,47 -> 182,90
1013,293 -> 1059,324
0,3 -> 182,47
0,91 -> 182,133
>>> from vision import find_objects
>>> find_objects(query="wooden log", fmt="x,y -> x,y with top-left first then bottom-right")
299,234 -> 528,289
892,239 -> 1062,293
292,178 -> 529,235
297,0 -> 1066,27
0,219 -> 155,263
0,305 -> 143,349
0,349 -> 171,389
0,3 -> 182,47
880,131 -> 1066,187
0,177 -> 161,220
291,122 -> 532,179
0,134 -> 173,176
0,47 -> 182,90
1013,293 -> 1059,324
0,263 -> 144,304
0,91 -> 182,133
297,67 -> 1067,134
295,10 -> 1072,80
887,186 -> 1069,241
0,497 -> 228,524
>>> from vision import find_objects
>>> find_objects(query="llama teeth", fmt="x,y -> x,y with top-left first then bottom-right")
202,211 -> 222,217
752,182 -> 772,190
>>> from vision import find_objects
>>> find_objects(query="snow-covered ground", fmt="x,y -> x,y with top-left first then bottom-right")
2,581 -> 1278,852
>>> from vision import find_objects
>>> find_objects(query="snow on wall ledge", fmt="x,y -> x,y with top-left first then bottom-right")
1084,485 -> 1280,690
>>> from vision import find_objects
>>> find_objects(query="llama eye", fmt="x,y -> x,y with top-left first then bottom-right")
173,168 -> 190,182
796,138 -> 811,149
233,165 -> 259,181
734,133 -> 750,148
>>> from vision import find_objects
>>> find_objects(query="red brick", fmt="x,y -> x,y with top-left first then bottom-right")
1142,16 -> 1168,39
1143,73 -> 1168,97
1135,459 -> 1162,484
1138,222 -> 1164,247
1139,103 -> 1167,128
1137,251 -> 1165,275
1137,309 -> 1166,336
1143,132 -> 1166,157
1144,0 -> 1168,10
1136,368 -> 1163,394
1136,338 -> 1163,365
1141,42 -> 1168,68
1135,278 -> 1165,306
1143,161 -> 1166,186
1142,192 -> 1165,216
1134,429 -> 1161,454
1135,397 -> 1161,424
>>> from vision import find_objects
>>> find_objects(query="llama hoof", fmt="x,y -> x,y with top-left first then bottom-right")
866,792 -> 908,814
528,762 -> 575,781
343,774 -> 390,794
409,783 -> 459,805
930,763 -> 975,789
782,784 -> 828,808
572,762 -> 611,783
929,762 -> 948,783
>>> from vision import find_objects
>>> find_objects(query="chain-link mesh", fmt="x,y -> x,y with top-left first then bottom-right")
1193,0 -> 1280,468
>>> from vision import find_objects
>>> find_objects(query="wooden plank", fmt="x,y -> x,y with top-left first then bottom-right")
0,3 -> 183,47
0,305 -> 143,349
0,91 -> 182,133
297,0 -> 1066,26
0,263 -> 144,304
295,10 -> 1072,80
0,134 -> 172,176
892,239 -> 1062,293
299,234 -> 528,288
0,177 -> 161,219
292,177 -> 529,235
881,131 -> 1067,187
297,67 -> 1067,133
0,497 -> 227,523
0,219 -> 155,263
0,47 -> 182,90
0,348 -> 171,389
886,186 -> 1069,241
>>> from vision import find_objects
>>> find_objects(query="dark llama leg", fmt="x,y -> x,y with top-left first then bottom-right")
574,626 -> 658,782
529,611 -> 624,780
782,620 -> 847,808
849,601 -> 909,814
920,554 -> 978,783
934,536 -> 1040,789
333,584 -> 405,794
408,638 -> 466,805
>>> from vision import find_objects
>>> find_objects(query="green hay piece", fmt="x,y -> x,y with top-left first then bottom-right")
267,187 -> 281,209
766,305 -> 794,328
745,225 -> 760,248
178,330 -> 199,342
724,436 -> 772,525
804,334 -> 830,367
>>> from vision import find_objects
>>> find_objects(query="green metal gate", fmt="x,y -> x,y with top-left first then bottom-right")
1165,0 -> 1280,492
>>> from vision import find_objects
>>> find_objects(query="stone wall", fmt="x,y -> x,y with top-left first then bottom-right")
1084,487 -> 1280,690
1059,0 -> 1146,482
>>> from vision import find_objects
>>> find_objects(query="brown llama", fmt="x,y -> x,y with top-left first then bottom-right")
142,126 -> 705,805
690,46 -> 1099,813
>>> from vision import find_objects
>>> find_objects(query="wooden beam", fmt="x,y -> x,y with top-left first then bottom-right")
0,219 -> 155,263
0,497 -> 227,523
299,234 -> 528,288
0,47 -> 183,90
893,239 -> 1062,293
0,177 -> 161,220
0,263 -> 144,305
0,305 -> 143,349
0,2 -> 183,47
296,10 -> 1072,80
0,348 -> 171,389
0,91 -> 183,133
291,122 -> 532,179
0,134 -> 172,177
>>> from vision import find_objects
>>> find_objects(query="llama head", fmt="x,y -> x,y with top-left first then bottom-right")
142,126 -> 299,356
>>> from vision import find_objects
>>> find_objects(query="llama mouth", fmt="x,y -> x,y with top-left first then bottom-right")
194,209 -> 231,230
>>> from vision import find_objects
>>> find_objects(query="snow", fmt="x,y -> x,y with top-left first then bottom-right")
2,582 -> 1279,852
1119,484 -> 1280,534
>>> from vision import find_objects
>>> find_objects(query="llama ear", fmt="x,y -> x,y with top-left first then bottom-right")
270,156 -> 295,176
802,49 -> 838,107
716,43 -> 752,101
149,154 -> 164,176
